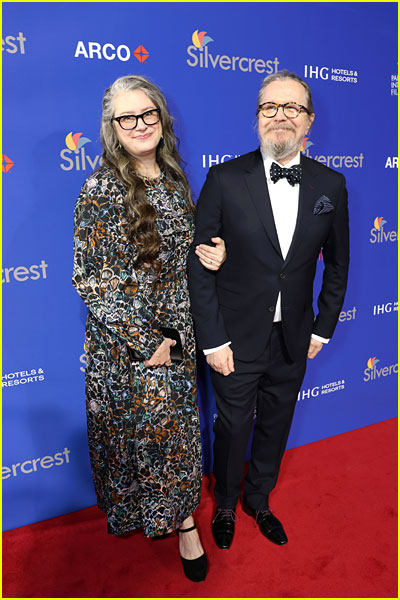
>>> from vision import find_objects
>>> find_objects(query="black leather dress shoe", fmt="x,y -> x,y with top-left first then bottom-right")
242,501 -> 288,545
212,508 -> 236,549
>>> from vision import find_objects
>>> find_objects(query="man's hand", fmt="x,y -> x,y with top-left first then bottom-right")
144,338 -> 176,367
206,346 -> 235,376
308,338 -> 323,359
195,237 -> 226,271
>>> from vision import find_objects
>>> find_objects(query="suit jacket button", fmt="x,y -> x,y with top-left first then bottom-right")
268,306 -> 275,312
280,273 -> 286,279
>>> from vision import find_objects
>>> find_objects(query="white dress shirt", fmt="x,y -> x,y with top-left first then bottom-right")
263,151 -> 299,322
203,150 -> 328,355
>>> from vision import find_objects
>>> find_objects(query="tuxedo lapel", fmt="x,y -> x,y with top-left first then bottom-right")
283,155 -> 318,267
244,152 -> 282,258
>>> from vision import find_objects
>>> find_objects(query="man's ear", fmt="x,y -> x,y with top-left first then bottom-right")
306,113 -> 315,136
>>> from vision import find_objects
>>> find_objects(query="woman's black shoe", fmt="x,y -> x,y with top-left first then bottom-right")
177,524 -> 208,582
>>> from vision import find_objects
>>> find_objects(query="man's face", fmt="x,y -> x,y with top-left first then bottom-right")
257,79 -> 314,164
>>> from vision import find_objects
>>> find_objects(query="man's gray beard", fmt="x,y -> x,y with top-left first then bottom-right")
261,137 -> 302,162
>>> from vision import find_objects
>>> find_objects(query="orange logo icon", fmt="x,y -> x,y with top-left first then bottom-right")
133,45 -> 149,63
2,155 -> 14,173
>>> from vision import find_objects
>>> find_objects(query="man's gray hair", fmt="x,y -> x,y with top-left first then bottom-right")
257,69 -> 314,114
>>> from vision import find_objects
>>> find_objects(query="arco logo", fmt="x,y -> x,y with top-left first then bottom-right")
192,30 -> 213,48
74,40 -> 149,63
59,131 -> 101,172
133,45 -> 149,63
2,155 -> 14,173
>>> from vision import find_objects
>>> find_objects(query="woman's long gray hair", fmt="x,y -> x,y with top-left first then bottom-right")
100,75 -> 194,274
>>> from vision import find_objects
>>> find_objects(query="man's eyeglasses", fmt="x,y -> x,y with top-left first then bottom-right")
257,102 -> 310,119
111,108 -> 161,130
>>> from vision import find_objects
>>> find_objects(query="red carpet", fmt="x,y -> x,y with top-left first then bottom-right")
3,418 -> 397,598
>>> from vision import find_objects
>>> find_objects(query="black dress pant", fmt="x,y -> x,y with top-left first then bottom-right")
210,323 -> 307,511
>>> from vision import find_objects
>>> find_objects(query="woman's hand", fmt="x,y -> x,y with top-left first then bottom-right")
144,338 -> 176,367
195,237 -> 226,271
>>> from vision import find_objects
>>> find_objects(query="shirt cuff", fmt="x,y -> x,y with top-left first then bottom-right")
311,333 -> 330,344
203,341 -> 232,355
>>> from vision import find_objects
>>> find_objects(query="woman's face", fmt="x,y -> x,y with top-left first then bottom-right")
112,89 -> 163,163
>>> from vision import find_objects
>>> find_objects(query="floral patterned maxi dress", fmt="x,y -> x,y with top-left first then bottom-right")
72,167 -> 202,537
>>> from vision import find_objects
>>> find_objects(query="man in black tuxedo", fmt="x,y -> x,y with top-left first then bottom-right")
187,70 -> 349,549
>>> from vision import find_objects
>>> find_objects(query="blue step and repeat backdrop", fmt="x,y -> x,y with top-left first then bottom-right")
3,2 -> 398,531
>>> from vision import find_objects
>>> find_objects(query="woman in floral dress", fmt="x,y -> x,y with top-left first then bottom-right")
72,75 -> 225,582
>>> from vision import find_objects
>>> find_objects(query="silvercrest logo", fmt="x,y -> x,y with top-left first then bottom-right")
369,218 -> 398,244
186,29 -> 279,74
59,132 -> 102,172
363,357 -> 398,382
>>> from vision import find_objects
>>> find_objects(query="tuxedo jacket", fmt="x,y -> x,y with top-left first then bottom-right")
187,149 -> 349,362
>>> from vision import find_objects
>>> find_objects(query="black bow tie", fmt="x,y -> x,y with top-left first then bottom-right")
270,162 -> 302,186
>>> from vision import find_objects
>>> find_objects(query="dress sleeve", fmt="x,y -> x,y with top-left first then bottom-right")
72,178 -> 164,359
